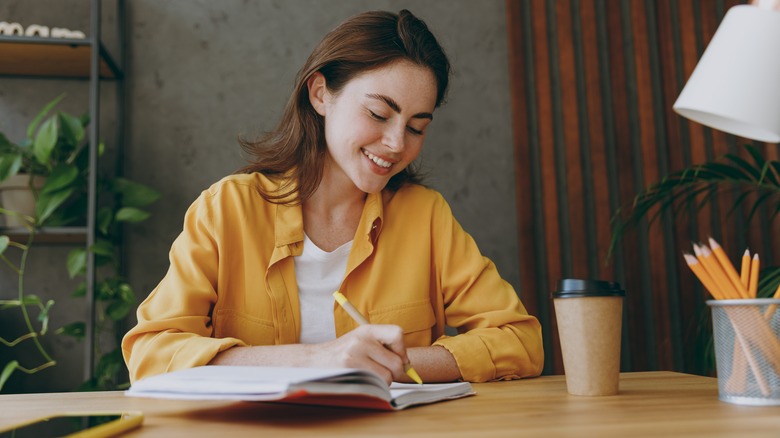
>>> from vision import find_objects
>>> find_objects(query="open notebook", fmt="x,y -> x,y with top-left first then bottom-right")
126,365 -> 475,411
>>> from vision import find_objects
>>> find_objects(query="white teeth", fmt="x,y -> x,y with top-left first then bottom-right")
363,150 -> 392,168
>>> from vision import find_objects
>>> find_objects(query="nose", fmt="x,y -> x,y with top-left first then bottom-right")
382,124 -> 405,152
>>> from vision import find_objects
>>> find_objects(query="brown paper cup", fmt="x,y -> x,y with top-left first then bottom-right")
553,279 -> 624,396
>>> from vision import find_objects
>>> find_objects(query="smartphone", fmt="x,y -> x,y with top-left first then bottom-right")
0,412 -> 143,438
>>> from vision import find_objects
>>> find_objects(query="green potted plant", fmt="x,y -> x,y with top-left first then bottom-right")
0,95 -> 160,391
609,144 -> 780,373
0,94 -> 81,227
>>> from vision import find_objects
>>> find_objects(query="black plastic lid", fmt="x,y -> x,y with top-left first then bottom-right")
551,278 -> 625,298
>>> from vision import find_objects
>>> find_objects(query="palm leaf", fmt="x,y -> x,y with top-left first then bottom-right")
746,191 -> 774,223
723,153 -> 761,181
728,189 -> 756,217
734,145 -> 780,186
608,144 -> 780,262
757,267 -> 780,297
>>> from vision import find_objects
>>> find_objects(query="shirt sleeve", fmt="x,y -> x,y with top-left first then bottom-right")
121,189 -> 246,383
428,193 -> 544,382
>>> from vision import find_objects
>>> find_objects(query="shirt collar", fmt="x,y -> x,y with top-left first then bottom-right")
273,190 -> 385,248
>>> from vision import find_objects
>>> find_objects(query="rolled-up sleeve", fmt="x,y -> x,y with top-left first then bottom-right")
429,193 -> 544,382
121,190 -> 246,383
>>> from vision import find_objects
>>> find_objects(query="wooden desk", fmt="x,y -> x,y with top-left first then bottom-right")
1,372 -> 778,437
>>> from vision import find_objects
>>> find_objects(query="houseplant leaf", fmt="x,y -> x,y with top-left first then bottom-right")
58,111 -> 85,145
97,207 -> 113,236
0,153 -> 22,181
40,164 -> 78,195
89,240 -> 115,257
26,93 -> 65,140
701,162 -> 751,181
38,299 -> 54,335
19,295 -> 43,307
106,299 -> 132,320
758,267 -> 780,296
71,282 -> 86,298
67,248 -> 87,278
90,240 -> 116,267
33,116 -> 58,166
0,132 -> 13,151
35,187 -> 74,225
0,236 -> 8,255
0,361 -> 19,391
56,322 -> 85,340
115,207 -> 151,223
112,178 -> 161,207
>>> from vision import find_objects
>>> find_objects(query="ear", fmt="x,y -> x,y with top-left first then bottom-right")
307,72 -> 328,116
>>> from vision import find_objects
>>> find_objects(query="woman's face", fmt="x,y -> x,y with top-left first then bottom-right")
311,60 -> 438,194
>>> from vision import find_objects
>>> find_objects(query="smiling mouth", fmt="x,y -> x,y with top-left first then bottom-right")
362,149 -> 392,168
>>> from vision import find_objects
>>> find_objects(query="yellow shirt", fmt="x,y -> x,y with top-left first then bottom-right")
122,173 -> 543,382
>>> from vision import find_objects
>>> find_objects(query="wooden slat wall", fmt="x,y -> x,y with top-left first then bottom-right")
506,0 -> 778,375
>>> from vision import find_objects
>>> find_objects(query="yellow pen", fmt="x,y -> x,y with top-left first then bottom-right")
333,291 -> 423,384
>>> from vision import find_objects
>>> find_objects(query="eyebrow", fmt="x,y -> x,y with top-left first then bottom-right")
366,93 -> 433,120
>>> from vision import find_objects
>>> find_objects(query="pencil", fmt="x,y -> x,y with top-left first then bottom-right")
333,291 -> 423,384
693,244 -> 738,299
763,284 -> 780,319
708,238 -> 749,298
748,254 -> 760,298
683,253 -> 724,300
740,249 -> 751,289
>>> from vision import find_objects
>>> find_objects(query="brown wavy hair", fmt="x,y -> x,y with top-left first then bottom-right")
237,9 -> 451,204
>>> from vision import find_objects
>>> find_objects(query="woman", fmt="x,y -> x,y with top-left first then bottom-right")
122,9 -> 543,385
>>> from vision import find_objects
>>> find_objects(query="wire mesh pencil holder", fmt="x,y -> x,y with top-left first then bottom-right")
708,299 -> 780,406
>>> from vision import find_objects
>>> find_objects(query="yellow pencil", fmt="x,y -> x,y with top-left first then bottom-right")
683,253 -> 724,300
708,238 -> 749,298
694,244 -> 738,299
740,249 -> 751,289
333,291 -> 423,384
764,284 -> 780,319
749,254 -> 760,298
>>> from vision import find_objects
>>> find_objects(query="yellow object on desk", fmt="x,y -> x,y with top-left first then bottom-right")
333,291 -> 423,384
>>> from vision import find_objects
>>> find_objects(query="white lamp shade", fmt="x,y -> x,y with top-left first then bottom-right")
673,5 -> 780,143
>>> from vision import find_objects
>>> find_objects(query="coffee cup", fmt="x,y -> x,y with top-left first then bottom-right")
552,279 -> 624,396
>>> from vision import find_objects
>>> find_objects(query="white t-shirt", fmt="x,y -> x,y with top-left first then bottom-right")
294,233 -> 352,344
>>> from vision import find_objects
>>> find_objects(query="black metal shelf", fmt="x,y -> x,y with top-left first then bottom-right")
1,226 -> 88,244
0,0 -> 126,382
0,35 -> 122,79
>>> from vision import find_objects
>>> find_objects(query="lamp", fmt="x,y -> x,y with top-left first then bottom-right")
673,2 -> 780,143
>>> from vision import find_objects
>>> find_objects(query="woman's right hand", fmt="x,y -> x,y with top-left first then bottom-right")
308,324 -> 409,385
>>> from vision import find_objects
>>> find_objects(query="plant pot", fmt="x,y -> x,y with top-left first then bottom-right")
0,174 -> 45,228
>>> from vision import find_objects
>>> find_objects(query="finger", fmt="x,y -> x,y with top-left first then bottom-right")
363,362 -> 394,386
364,341 -> 406,377
360,324 -> 408,362
356,325 -> 408,380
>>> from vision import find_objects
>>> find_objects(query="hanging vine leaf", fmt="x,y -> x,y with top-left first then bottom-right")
56,322 -> 85,340
2,95 -> 160,392
0,361 -> 20,391
112,178 -> 161,208
38,299 -> 55,335
115,207 -> 151,223
67,248 -> 87,279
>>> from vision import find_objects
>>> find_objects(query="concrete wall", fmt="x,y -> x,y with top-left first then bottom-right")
0,0 -> 519,392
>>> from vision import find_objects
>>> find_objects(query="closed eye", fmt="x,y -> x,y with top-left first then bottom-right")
407,126 -> 424,136
369,110 -> 387,121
